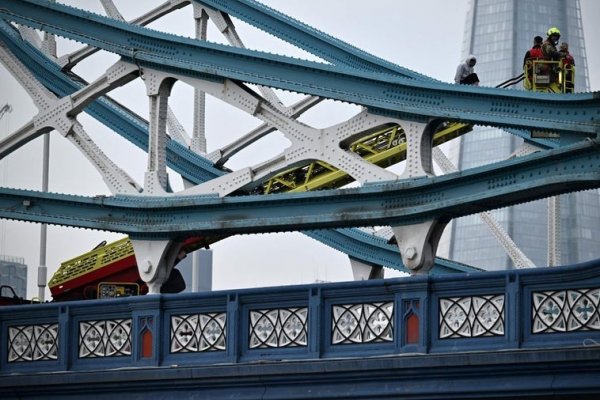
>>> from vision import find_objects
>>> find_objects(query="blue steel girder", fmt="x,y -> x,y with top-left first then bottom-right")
0,0 -> 598,136
191,0 -> 433,80
0,20 -> 473,275
0,140 -> 598,238
305,228 -> 480,274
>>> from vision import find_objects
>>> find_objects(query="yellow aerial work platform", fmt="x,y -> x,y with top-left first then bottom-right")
524,59 -> 575,93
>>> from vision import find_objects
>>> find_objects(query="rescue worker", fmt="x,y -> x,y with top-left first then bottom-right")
542,27 -> 566,61
454,55 -> 479,85
560,42 -> 575,92
523,36 -> 544,66
541,27 -> 568,85
559,42 -> 575,66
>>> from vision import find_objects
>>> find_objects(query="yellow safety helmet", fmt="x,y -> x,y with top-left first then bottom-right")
547,27 -> 561,37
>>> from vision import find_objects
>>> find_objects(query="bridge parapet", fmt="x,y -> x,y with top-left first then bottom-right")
2,260 -> 600,375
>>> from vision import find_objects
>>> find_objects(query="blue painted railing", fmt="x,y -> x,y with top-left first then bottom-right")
2,260 -> 600,375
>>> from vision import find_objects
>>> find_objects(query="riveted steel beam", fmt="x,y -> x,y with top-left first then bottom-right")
0,0 -> 598,136
0,140 -> 597,238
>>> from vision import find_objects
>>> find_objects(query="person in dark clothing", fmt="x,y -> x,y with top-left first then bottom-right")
523,35 -> 544,66
161,268 -> 186,293
455,55 -> 479,85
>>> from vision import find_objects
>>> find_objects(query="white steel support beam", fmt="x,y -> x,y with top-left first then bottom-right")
130,0 -> 189,25
0,120 -> 49,158
390,120 -> 442,273
166,106 -> 191,147
0,41 -> 142,194
207,95 -> 322,166
130,239 -> 184,294
144,72 -> 176,194
69,123 -> 143,193
548,195 -> 561,266
41,31 -> 56,59
399,121 -> 433,179
99,0 -> 124,20
191,4 -> 210,292
392,220 -> 447,274
130,66 -> 187,293
350,258 -> 384,280
199,5 -> 286,113
192,5 -> 208,154
17,26 -> 42,50
68,62 -> 139,115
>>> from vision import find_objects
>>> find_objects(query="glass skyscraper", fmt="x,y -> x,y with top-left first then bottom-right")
442,0 -> 598,270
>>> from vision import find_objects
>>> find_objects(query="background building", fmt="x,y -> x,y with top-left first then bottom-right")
0,255 -> 27,298
441,0 -> 599,269
177,249 -> 213,293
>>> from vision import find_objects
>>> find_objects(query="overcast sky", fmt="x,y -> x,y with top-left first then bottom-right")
0,0 -> 598,299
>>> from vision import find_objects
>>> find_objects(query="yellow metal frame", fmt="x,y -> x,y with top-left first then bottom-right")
523,59 -> 575,93
262,122 -> 471,194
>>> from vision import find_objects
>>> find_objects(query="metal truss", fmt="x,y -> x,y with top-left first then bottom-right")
0,0 -> 598,291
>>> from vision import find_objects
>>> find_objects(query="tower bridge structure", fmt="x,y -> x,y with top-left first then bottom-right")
0,1 -> 600,398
